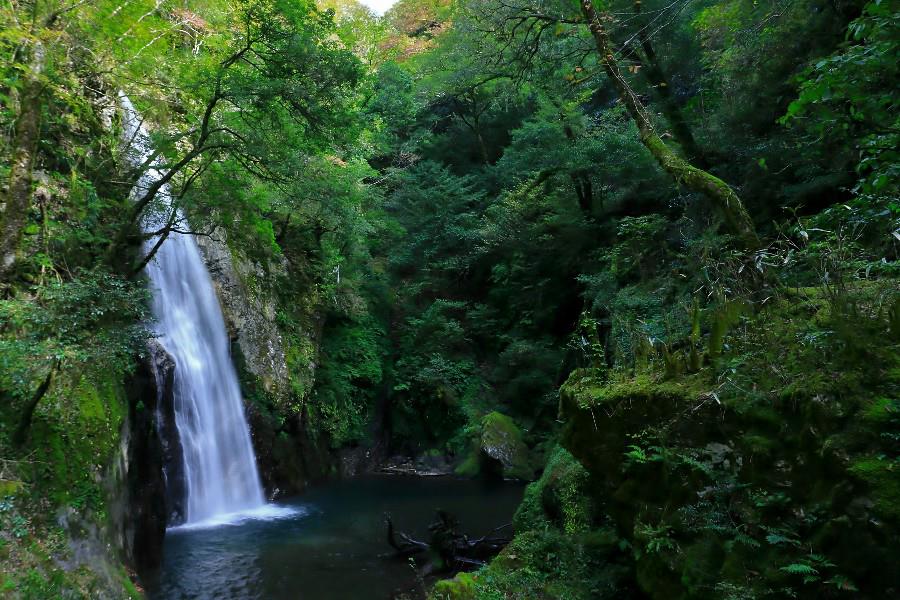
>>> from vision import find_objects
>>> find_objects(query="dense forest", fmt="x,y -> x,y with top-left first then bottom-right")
0,0 -> 898,597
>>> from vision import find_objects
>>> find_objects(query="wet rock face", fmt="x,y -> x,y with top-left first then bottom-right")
147,339 -> 186,525
113,340 -> 180,572
195,231 -> 330,497
195,232 -> 290,399
245,402 -> 335,498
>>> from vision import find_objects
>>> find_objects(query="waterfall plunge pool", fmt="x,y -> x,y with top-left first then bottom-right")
144,475 -> 524,599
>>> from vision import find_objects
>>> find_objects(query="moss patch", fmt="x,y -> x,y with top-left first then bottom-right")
0,367 -> 137,599
514,446 -> 594,535
431,572 -> 477,600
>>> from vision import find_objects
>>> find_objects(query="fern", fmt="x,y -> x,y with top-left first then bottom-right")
826,575 -> 859,592
765,532 -> 799,546
781,563 -> 817,575
733,532 -> 761,548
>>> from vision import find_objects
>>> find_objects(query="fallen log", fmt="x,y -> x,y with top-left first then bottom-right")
386,514 -> 430,557
384,510 -> 512,574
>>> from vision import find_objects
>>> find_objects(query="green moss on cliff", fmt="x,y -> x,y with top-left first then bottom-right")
29,374 -> 126,512
554,285 -> 900,599
428,529 -> 630,600
0,369 -> 138,599
514,446 -> 593,535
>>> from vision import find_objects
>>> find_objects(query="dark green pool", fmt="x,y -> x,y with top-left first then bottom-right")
144,475 -> 523,600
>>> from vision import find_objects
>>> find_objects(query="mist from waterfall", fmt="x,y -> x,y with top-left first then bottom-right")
120,95 -> 266,525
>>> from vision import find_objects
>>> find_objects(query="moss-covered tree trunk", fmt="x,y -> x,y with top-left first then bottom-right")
580,1 -> 759,247
631,0 -> 707,167
1,42 -> 45,280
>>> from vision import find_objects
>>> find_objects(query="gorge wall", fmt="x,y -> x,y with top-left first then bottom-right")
195,232 -> 336,498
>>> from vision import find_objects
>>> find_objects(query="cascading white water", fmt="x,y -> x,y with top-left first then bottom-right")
120,96 -> 266,525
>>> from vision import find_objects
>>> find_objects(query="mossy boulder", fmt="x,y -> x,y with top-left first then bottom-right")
559,371 -> 715,536
431,443 -> 633,599
429,529 -> 630,600
456,412 -> 534,481
554,289 -> 900,599
514,445 -> 595,534
430,572 -> 477,600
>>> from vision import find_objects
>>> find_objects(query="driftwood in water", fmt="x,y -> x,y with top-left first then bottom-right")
386,515 -> 430,557
385,510 -> 511,573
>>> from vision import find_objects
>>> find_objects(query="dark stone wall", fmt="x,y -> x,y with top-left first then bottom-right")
148,341 -> 186,525
115,340 -> 182,573
246,398 -> 337,499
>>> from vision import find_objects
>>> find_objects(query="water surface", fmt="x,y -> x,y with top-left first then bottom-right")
146,475 -> 523,600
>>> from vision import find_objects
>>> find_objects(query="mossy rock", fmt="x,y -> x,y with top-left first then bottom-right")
558,370 -> 710,483
554,286 -> 900,598
23,372 -> 127,509
430,572 -> 477,600
445,529 -> 628,599
560,370 -> 701,412
456,412 -> 534,481
514,445 -> 594,534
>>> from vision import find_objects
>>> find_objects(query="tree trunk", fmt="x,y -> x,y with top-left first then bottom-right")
460,116 -> 490,165
1,42 -> 45,280
572,172 -> 593,213
580,2 -> 759,247
457,96 -> 491,165
475,129 -> 490,165
562,125 -> 595,213
13,361 -> 57,446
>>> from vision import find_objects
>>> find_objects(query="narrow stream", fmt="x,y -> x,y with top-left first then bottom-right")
144,476 -> 523,600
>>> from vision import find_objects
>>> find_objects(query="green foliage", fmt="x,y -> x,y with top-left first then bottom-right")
313,313 -> 385,446
849,456 -> 900,521
0,270 -> 147,404
3,0 -> 900,598
784,1 -> 899,199
366,61 -> 422,156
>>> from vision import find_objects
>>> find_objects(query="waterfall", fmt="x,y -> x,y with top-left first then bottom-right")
120,96 -> 266,525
